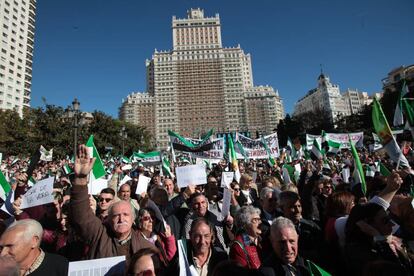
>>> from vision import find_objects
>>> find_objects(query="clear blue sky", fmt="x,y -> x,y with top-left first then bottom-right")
31,0 -> 414,117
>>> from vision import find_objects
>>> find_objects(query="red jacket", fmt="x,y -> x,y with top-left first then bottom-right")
229,234 -> 261,269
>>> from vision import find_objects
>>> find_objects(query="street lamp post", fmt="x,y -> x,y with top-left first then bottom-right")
120,126 -> 127,156
72,98 -> 80,156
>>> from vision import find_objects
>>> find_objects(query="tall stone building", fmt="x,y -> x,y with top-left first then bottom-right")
342,89 -> 370,115
0,0 -> 36,117
120,8 -> 284,148
293,73 -> 349,122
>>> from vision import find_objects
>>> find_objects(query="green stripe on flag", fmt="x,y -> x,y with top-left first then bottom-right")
85,135 -> 106,180
0,170 -> 11,200
349,135 -> 366,196
307,260 -> 331,276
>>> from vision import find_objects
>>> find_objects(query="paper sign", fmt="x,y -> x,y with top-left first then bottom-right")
88,178 -> 109,195
136,175 -> 151,195
221,188 -> 232,218
342,167 -> 350,183
221,172 -> 234,188
294,163 -> 301,173
68,256 -> 126,276
21,177 -> 54,209
176,164 -> 207,188
122,164 -> 132,171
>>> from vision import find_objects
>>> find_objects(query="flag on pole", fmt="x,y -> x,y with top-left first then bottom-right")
162,157 -> 175,178
261,137 -> 276,166
372,97 -> 410,169
0,170 -> 11,201
393,80 -> 409,127
311,139 -> 324,160
378,161 -> 391,177
85,135 -> 106,180
349,135 -> 367,196
327,139 -> 341,154
228,134 -> 241,182
365,164 -> 375,177
402,98 -> 414,138
287,137 -> 297,159
307,260 -> 331,276
121,156 -> 131,164
63,164 -> 72,175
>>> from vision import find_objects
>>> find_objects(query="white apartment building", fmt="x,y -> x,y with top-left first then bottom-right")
0,0 -> 35,117
293,73 -> 349,122
343,88 -> 370,114
120,8 -> 284,148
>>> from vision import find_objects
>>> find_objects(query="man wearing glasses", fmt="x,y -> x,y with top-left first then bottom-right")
97,188 -> 116,221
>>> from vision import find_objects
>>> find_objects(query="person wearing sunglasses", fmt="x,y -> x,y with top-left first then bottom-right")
136,208 -> 177,267
127,248 -> 162,276
96,188 -> 115,221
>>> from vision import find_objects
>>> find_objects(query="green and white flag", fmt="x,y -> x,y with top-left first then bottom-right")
11,158 -> 19,166
39,145 -> 53,162
261,137 -> 276,166
121,156 -> 131,164
229,134 -> 241,182
372,98 -> 410,169
402,98 -> 414,138
307,260 -> 331,276
311,139 -> 324,160
0,170 -> 11,201
162,157 -> 175,178
287,137 -> 297,159
85,135 -> 106,181
377,161 -> 391,177
393,80 -> 409,127
327,139 -> 341,154
365,164 -> 375,177
349,135 -> 367,196
63,164 -> 72,175
28,176 -> 36,187
132,151 -> 161,164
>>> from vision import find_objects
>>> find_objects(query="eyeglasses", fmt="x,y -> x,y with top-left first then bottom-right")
234,188 -> 240,191
99,197 -> 113,203
141,216 -> 154,222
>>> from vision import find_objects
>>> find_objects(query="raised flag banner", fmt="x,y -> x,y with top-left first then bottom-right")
306,134 -> 322,150
169,130 -> 224,159
372,98 -> 410,169
132,151 -> 161,164
349,136 -> 367,195
307,260 -> 331,276
0,170 -> 11,201
393,80 -> 409,127
311,139 -> 324,160
371,130 -> 403,152
228,134 -> 241,182
39,145 -> 53,162
234,132 -> 279,160
85,135 -> 106,180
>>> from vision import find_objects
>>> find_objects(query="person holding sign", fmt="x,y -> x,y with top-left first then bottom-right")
69,144 -> 157,260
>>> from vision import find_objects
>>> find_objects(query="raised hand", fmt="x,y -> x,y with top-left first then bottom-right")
74,144 -> 96,186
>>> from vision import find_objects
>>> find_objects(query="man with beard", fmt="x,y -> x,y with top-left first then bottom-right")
70,145 -> 156,260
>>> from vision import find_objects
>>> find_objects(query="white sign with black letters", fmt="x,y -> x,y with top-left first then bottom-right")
21,177 -> 54,209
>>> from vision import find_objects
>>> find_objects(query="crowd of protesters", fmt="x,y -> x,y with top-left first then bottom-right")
0,139 -> 414,276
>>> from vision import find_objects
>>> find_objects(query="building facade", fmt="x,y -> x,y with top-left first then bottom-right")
0,0 -> 36,116
293,74 -> 349,122
342,89 -> 370,115
382,64 -> 414,95
120,8 -> 284,147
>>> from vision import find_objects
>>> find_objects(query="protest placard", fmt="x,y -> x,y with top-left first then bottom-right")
221,172 -> 234,188
136,175 -> 151,195
21,177 -> 54,209
120,175 -> 132,186
68,256 -> 125,276
176,164 -> 207,188
88,178 -> 109,195
221,188 -> 231,218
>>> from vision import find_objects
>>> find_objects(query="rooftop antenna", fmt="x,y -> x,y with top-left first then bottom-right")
320,64 -> 324,75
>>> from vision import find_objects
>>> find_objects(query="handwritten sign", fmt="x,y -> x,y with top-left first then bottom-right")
136,175 -> 151,195
21,177 -> 54,209
221,172 -> 234,188
176,164 -> 207,188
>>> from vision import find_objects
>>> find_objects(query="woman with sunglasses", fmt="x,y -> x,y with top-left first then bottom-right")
136,208 -> 177,267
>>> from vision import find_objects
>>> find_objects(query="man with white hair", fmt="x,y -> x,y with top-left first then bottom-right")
260,217 -> 311,276
70,145 -> 156,260
0,219 -> 68,275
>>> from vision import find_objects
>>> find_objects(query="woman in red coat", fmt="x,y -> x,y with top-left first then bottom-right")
230,205 -> 262,269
